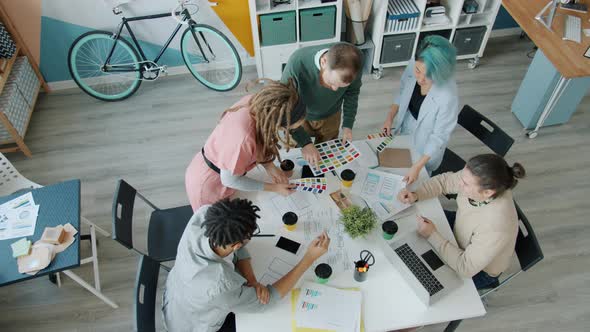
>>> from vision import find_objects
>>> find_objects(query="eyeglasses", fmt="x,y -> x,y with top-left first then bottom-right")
247,224 -> 261,240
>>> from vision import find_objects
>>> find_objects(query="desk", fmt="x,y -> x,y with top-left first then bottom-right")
0,180 -> 117,308
504,0 -> 590,138
0,180 -> 80,286
235,137 -> 485,332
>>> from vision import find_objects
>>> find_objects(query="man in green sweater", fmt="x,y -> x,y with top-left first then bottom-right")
281,43 -> 363,166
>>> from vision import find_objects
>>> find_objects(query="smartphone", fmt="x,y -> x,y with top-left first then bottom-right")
301,165 -> 324,178
275,236 -> 301,255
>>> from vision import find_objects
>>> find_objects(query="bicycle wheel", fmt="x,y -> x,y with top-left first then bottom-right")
180,24 -> 242,92
68,31 -> 142,101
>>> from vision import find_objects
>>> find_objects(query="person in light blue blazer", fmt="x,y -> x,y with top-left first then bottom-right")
382,35 -> 459,185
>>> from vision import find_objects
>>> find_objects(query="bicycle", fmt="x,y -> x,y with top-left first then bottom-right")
67,0 -> 242,101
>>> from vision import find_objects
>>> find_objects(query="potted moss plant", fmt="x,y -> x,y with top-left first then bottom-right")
340,205 -> 377,239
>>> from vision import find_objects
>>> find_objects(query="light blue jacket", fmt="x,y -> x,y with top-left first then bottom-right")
392,60 -> 459,172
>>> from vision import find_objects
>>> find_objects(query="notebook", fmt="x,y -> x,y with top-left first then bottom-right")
378,148 -> 412,168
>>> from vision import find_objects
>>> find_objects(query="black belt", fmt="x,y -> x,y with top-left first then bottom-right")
201,148 -> 220,174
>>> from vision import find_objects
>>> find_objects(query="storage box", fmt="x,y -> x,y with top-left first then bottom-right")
380,33 -> 416,64
453,26 -> 487,55
417,29 -> 452,50
0,80 -> 30,142
10,57 -> 39,107
300,6 -> 336,42
260,11 -> 297,46
385,0 -> 420,33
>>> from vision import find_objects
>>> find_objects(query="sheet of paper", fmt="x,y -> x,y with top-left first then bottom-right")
0,193 -> 40,240
267,191 -> 318,217
351,169 -> 410,220
301,206 -> 353,273
295,282 -> 361,332
256,228 -> 308,284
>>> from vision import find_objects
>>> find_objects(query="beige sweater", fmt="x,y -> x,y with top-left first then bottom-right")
415,172 -> 518,278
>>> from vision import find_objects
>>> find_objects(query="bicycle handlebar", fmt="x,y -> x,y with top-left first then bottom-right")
171,0 -> 217,25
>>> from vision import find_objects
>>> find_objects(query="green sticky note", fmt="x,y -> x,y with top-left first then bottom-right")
11,238 -> 31,258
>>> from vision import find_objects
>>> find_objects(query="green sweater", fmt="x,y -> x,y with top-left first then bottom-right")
281,44 -> 362,147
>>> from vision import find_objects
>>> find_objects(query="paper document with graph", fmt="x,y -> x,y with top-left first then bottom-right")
294,282 -> 362,332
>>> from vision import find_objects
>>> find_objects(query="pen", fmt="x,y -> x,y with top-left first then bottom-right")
253,234 -> 275,237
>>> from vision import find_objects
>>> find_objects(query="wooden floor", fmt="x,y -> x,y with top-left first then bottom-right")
1,35 -> 589,332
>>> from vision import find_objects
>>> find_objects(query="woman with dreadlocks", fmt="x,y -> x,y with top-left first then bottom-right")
185,79 -> 306,211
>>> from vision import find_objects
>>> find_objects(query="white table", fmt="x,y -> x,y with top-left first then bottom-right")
235,136 -> 485,332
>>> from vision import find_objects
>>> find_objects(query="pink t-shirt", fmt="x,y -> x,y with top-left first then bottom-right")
203,95 -> 257,175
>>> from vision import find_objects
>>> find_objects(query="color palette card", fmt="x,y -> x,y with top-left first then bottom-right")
376,136 -> 394,152
311,139 -> 361,176
366,132 -> 390,140
366,132 -> 394,152
290,178 -> 327,194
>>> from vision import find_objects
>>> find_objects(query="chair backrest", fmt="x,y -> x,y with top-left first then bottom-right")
134,255 -> 160,332
514,202 -> 544,271
0,153 -> 41,196
146,205 -> 193,262
112,179 -> 158,253
432,148 -> 466,177
458,105 -> 515,157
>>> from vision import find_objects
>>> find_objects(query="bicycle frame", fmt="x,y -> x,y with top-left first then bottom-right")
103,8 -> 212,73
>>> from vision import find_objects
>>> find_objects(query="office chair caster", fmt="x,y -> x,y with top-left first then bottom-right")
372,68 -> 383,80
468,56 -> 480,69
526,130 -> 538,139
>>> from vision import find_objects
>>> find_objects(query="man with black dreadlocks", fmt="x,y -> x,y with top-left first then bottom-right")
163,198 -> 330,332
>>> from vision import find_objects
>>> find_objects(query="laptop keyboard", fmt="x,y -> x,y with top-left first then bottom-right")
394,244 -> 444,296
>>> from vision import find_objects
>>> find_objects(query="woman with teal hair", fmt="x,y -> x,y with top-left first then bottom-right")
382,35 -> 459,184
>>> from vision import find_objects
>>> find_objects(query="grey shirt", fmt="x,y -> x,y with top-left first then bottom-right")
163,205 -> 280,332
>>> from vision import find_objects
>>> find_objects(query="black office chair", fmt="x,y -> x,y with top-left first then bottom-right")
433,105 -> 515,177
112,179 -> 193,262
444,201 -> 544,332
112,180 -> 193,332
479,201 -> 544,298
135,255 -> 161,332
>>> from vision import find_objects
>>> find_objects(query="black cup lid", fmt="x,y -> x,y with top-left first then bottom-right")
315,263 -> 332,278
341,169 -> 356,181
282,211 -> 298,225
280,159 -> 295,171
382,220 -> 398,234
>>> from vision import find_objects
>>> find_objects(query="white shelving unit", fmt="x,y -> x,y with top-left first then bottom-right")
369,0 -> 501,78
249,0 -> 343,80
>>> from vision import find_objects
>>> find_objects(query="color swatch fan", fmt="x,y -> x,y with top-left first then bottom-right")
311,139 -> 361,176
367,132 -> 394,152
290,178 -> 327,194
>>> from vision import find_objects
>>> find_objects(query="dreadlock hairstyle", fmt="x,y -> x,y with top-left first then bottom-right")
202,198 -> 261,248
224,78 -> 304,164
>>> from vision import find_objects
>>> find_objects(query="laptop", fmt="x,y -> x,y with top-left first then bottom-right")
383,229 -> 463,306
